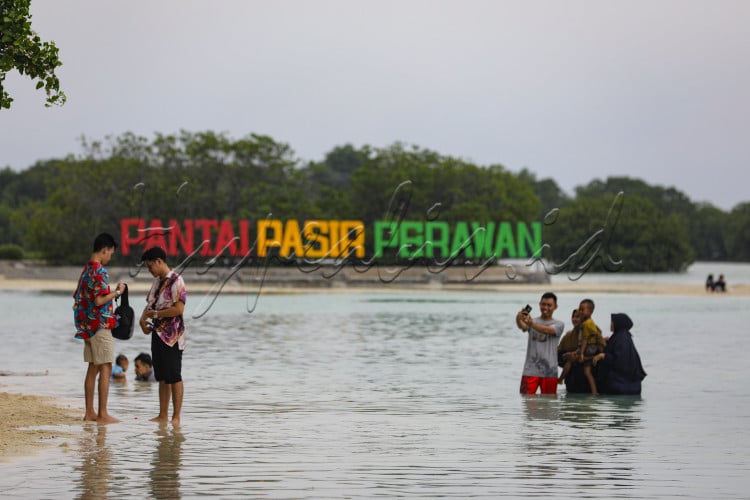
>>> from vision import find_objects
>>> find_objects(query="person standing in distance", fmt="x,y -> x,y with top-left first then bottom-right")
138,246 -> 187,426
73,232 -> 125,423
515,292 -> 565,395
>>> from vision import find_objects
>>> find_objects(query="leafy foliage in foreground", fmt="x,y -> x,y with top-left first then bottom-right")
1,0 -> 66,109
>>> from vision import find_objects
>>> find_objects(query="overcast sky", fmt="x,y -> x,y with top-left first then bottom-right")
1,0 -> 748,210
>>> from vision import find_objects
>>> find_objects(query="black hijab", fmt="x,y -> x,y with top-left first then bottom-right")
611,313 -> 633,335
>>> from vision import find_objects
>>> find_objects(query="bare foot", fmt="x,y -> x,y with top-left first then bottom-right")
83,412 -> 98,421
97,414 -> 121,424
171,416 -> 181,427
150,415 -> 169,423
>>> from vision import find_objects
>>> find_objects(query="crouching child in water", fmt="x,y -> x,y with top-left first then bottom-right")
111,354 -> 128,382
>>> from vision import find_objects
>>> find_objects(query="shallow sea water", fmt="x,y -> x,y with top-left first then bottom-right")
1,268 -> 749,498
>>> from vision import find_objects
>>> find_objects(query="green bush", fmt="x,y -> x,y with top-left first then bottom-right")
0,243 -> 24,260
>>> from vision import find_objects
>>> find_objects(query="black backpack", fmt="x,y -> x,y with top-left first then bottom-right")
112,284 -> 135,340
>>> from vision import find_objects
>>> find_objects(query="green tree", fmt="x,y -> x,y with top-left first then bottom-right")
16,131 -> 312,262
725,203 -> 750,262
347,143 -> 540,259
575,176 -> 696,217
19,158 -> 141,263
349,143 -> 539,226
4,131 -> 747,267
0,161 -> 60,246
517,168 -> 570,218
305,144 -> 369,219
1,0 -> 66,109
572,176 -> 738,262
542,194 -> 694,273
690,203 -> 729,260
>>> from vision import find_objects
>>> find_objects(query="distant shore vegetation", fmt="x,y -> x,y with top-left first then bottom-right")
1,131 -> 748,270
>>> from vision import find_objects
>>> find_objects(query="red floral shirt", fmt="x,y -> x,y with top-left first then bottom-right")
73,261 -> 117,339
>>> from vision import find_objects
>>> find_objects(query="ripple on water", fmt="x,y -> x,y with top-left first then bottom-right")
1,291 -> 750,498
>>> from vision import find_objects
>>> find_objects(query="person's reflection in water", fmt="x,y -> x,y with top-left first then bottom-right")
557,394 -> 643,431
522,395 -> 561,421
76,424 -> 111,500
517,396 -> 562,478
558,395 -> 644,485
149,424 -> 185,499
604,395 -> 644,430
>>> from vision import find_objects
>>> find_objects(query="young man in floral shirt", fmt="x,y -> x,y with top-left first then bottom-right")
73,232 -> 125,423
138,246 -> 187,426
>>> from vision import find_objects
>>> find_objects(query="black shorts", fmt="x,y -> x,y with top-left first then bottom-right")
151,332 -> 183,384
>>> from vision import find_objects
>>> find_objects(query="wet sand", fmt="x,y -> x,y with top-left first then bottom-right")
0,391 -> 79,462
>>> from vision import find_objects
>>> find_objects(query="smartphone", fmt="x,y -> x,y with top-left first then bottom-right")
523,304 -> 532,313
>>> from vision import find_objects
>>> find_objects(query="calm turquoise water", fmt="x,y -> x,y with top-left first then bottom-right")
1,265 -> 749,498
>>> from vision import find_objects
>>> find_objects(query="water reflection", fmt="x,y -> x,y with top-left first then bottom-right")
4,291 -> 750,498
517,395 -> 645,478
557,394 -> 644,431
521,394 -> 561,421
531,394 -> 645,492
517,396 -> 563,478
149,425 -> 184,499
75,424 -> 111,500
604,395 -> 644,430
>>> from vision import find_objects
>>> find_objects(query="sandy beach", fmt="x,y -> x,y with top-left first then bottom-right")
1,259 -> 748,296
0,391 -> 79,462
0,275 -> 747,296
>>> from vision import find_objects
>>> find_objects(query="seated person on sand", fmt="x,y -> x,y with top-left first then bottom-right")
713,274 -> 726,292
134,352 -> 156,382
559,299 -> 606,395
705,274 -> 714,292
111,354 -> 128,382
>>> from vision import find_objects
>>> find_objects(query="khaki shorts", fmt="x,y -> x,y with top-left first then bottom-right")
83,329 -> 115,365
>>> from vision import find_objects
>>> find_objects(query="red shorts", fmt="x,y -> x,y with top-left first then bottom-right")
520,375 -> 558,395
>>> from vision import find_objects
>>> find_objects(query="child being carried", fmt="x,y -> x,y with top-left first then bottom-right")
558,299 -> 606,395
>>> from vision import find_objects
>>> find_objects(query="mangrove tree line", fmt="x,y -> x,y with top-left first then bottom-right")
1,131 -> 748,270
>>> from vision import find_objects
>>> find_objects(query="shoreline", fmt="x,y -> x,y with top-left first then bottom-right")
1,260 -> 747,296
0,276 -> 747,296
0,390 -> 79,462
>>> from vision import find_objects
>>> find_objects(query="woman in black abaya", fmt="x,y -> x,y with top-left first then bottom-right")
593,313 -> 647,395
